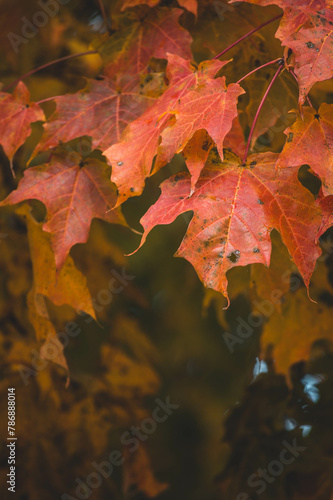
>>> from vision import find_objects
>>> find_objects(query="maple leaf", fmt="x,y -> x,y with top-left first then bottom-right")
231,0 -> 329,40
234,0 -> 333,103
32,77 -> 157,156
18,206 -> 96,375
97,8 -> 192,81
136,150 -> 322,304
33,9 -> 192,159
105,54 -> 243,203
155,76 -> 244,172
0,154 -> 126,270
283,16 -> 333,104
277,104 -> 333,196
0,82 -> 44,174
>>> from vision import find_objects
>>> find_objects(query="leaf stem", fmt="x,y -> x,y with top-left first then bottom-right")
3,51 -> 98,92
237,58 -> 282,84
96,0 -> 111,33
242,63 -> 284,163
214,13 -> 282,59
36,96 -> 63,105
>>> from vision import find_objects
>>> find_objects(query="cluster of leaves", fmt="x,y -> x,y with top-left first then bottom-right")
1,3 -> 333,492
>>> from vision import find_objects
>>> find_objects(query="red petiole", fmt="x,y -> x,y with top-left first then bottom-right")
237,58 -> 282,84
214,13 -> 282,59
242,63 -> 284,163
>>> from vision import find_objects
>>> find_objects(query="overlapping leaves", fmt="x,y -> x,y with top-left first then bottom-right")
0,153 -> 126,270
0,0 -> 332,334
235,0 -> 333,103
105,54 -> 243,202
137,150 -> 322,304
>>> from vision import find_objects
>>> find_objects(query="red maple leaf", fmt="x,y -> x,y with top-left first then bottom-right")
277,104 -> 333,195
136,150 -> 322,305
104,54 -> 243,203
32,8 -> 193,159
234,0 -> 333,103
283,13 -> 333,104
100,8 -> 193,81
0,154 -> 126,270
0,82 -> 44,173
232,0 -> 328,40
32,77 -> 157,157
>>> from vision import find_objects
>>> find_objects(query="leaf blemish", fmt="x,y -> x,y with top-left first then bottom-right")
287,132 -> 294,142
227,250 -> 240,263
253,247 -> 260,253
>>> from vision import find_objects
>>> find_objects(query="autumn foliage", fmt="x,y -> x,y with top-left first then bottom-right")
1,0 -> 333,497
